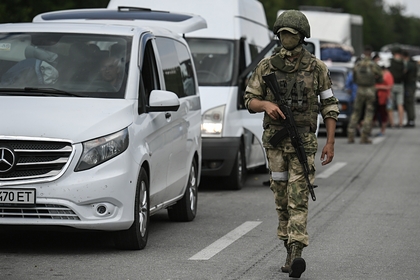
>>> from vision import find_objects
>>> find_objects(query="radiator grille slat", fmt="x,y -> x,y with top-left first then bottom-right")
0,204 -> 80,220
0,139 -> 73,182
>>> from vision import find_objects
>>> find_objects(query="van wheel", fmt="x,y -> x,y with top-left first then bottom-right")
224,143 -> 246,190
114,168 -> 149,250
341,125 -> 348,136
168,158 -> 198,222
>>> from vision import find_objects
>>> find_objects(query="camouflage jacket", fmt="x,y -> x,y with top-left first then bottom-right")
244,47 -> 339,153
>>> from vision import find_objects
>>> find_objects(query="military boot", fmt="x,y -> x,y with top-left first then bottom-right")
281,241 -> 291,273
347,131 -> 355,144
360,133 -> 372,144
289,242 -> 306,278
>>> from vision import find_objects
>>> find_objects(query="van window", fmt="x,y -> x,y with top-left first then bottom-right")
0,32 -> 131,98
155,37 -> 196,98
303,42 -> 316,56
186,38 -> 235,86
139,39 -> 160,113
249,44 -> 260,61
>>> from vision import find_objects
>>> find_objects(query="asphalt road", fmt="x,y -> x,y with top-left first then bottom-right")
1,106 -> 420,280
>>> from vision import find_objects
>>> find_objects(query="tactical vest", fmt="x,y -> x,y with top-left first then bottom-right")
354,58 -> 376,86
263,50 -> 319,132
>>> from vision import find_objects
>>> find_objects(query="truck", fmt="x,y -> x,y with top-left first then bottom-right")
279,6 -> 363,59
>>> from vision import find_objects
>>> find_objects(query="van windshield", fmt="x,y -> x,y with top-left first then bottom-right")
0,32 -> 131,98
186,38 -> 234,86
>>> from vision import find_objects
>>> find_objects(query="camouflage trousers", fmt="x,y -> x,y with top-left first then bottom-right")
266,148 -> 315,247
347,86 -> 376,136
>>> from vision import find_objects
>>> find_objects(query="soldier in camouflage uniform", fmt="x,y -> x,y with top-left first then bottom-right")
347,46 -> 383,143
244,10 -> 339,278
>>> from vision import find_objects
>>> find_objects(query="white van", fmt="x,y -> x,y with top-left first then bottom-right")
0,10 -> 204,250
105,0 -> 272,189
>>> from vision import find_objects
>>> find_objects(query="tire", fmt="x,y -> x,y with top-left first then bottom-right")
224,143 -> 246,190
341,125 -> 348,136
114,167 -> 149,250
168,158 -> 198,222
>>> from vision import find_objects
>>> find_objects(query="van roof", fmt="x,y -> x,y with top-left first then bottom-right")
1,21 -> 140,36
107,0 -> 269,39
33,8 -> 207,34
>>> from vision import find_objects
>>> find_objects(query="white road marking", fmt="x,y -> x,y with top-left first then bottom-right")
189,221 -> 262,261
317,162 -> 347,179
373,136 -> 385,144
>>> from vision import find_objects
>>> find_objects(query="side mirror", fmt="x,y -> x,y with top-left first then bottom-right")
146,90 -> 180,112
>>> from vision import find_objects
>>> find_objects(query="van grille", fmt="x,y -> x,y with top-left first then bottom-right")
0,139 -> 73,182
0,204 -> 80,220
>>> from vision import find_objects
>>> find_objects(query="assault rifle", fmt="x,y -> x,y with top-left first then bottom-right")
262,72 -> 317,201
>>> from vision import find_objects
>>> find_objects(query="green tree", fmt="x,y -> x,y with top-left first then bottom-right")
1,0 -> 420,52
0,0 -> 108,23
260,0 -> 420,52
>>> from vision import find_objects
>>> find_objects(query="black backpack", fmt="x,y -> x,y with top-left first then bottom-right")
389,59 -> 405,83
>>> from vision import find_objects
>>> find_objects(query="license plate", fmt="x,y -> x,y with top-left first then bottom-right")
0,189 -> 36,205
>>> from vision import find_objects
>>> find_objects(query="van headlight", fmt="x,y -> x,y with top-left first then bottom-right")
201,105 -> 225,137
75,128 -> 129,171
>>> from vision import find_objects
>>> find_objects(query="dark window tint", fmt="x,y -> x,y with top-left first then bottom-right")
156,37 -> 196,97
0,32 -> 131,98
249,44 -> 260,61
303,42 -> 315,56
139,38 -> 160,113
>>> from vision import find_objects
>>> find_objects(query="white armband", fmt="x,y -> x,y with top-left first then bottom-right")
320,88 -> 333,100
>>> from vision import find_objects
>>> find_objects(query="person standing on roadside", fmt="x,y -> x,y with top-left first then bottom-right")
402,50 -> 417,127
347,46 -> 383,144
375,60 -> 394,136
244,10 -> 339,278
388,47 -> 406,128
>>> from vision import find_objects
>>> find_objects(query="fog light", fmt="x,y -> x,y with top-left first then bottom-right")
96,204 -> 107,215
208,161 -> 222,169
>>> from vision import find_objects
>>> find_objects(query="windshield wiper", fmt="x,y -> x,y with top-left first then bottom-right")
0,87 -> 82,97
24,87 -> 83,97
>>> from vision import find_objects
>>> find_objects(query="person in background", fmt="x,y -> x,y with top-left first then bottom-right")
99,56 -> 123,90
347,46 -> 383,144
345,57 -> 363,135
402,50 -> 417,127
375,60 -> 394,136
388,47 -> 406,128
345,68 -> 358,105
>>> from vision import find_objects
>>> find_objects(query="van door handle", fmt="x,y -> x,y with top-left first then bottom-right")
165,112 -> 171,119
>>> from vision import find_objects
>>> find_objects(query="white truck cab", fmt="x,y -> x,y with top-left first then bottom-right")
1,10 -> 204,250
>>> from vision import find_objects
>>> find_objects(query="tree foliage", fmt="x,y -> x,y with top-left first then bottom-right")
0,0 -> 108,23
260,0 -> 420,51
0,0 -> 419,51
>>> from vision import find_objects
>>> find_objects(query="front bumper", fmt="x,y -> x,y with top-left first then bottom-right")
0,149 -> 138,231
201,137 -> 241,177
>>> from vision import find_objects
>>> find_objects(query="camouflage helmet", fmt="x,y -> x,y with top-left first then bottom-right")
273,10 -> 310,38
